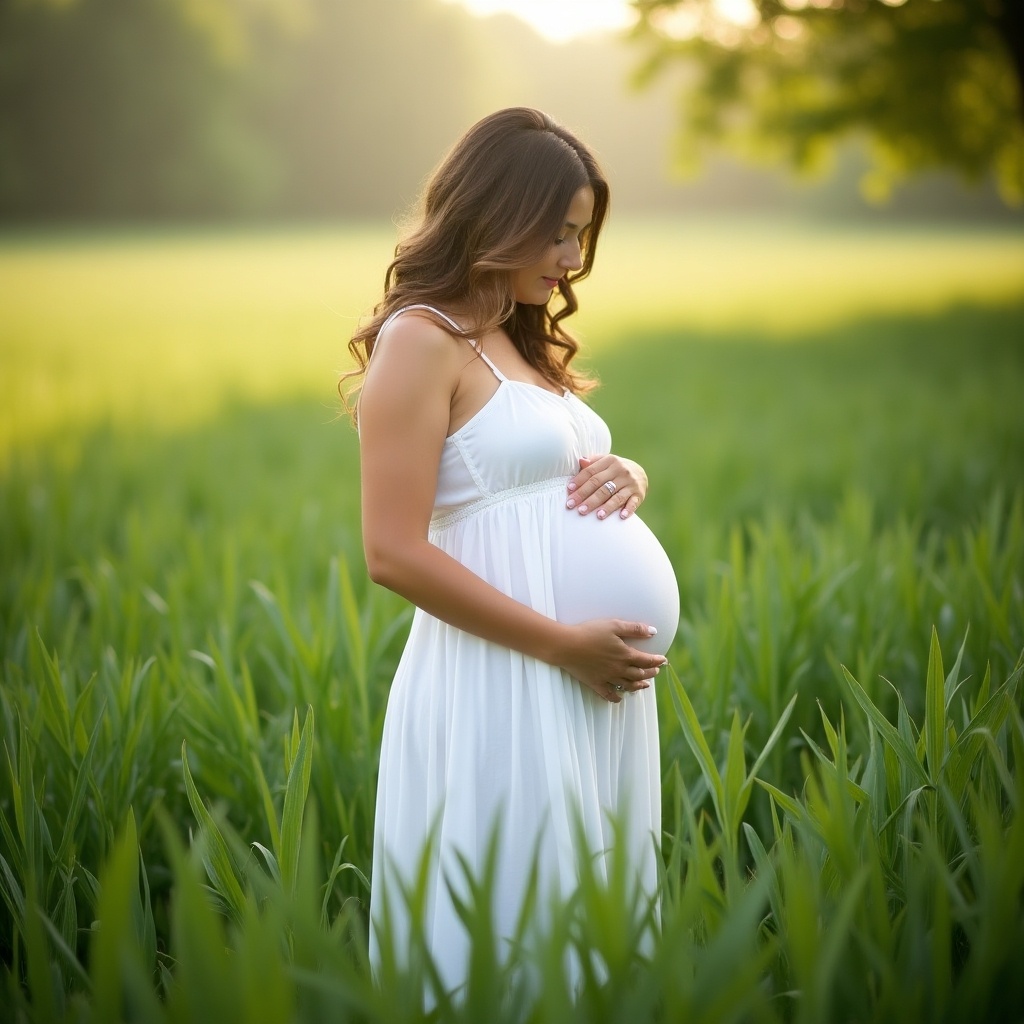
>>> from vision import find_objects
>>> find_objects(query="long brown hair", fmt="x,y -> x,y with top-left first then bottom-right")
342,107 -> 609,413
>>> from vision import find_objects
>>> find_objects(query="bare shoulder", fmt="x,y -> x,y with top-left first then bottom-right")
362,308 -> 468,414
374,309 -> 463,364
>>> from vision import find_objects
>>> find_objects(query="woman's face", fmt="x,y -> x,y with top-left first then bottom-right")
511,185 -> 595,305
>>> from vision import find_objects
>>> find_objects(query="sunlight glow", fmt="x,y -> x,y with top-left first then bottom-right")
713,0 -> 760,27
443,0 -> 637,43
649,0 -> 763,43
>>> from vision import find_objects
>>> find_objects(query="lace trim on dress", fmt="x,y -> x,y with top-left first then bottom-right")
430,476 -> 569,531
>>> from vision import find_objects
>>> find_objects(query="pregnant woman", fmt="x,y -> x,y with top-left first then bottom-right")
347,108 -> 679,996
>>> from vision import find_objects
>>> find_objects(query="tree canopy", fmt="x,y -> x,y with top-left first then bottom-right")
0,0 -> 1016,219
630,0 -> 1024,203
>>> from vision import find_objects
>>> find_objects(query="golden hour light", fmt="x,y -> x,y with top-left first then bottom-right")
442,0 -> 637,42
3,0 -> 1023,1019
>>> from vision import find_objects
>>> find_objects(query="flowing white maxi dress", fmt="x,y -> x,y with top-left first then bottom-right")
368,305 -> 679,993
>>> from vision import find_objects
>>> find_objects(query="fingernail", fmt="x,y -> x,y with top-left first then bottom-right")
566,499 -> 575,509
578,505 -> 588,514
647,626 -> 658,636
596,509 -> 606,520
567,482 -> 576,492
620,509 -> 629,519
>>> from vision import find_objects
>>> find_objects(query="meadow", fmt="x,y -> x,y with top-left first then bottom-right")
1,219 -> 1023,1022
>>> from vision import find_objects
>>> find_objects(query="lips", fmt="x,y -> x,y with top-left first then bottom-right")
542,276 -> 560,289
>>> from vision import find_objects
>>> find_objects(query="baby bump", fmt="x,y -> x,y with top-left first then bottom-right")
550,509 -> 679,657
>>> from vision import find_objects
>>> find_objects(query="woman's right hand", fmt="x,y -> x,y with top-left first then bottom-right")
556,619 -> 668,704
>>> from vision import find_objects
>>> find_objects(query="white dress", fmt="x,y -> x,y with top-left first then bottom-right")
368,305 -> 680,993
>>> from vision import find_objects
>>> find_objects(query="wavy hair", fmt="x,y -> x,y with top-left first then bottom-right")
341,107 -> 609,414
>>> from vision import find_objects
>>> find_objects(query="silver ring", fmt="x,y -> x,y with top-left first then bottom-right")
612,683 -> 625,692
603,480 -> 617,495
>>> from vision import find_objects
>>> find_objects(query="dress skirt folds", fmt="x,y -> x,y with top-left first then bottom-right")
367,306 -> 679,995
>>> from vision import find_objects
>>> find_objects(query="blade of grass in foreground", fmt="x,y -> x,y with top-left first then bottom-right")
279,707 -> 315,896
181,740 -> 247,921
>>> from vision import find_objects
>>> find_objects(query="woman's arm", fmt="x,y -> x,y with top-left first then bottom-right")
358,315 -> 666,702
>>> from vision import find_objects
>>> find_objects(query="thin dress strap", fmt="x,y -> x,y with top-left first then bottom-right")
377,303 -> 507,383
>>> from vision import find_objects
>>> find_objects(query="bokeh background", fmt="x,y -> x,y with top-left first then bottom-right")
2,0 -> 1022,448
2,2 -> 1024,1020
1,0 -> 1021,222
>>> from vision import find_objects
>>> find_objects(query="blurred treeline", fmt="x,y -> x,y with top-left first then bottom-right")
0,0 -> 1014,222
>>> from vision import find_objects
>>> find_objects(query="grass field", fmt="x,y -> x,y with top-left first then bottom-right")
2,217 -> 1023,448
1,220 -> 1023,1021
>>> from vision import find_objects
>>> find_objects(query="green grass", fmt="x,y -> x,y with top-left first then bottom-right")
2,217 -> 1022,449
1,221 -> 1023,1021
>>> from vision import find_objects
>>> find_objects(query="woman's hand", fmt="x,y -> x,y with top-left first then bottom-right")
566,455 -> 648,520
555,619 -> 667,704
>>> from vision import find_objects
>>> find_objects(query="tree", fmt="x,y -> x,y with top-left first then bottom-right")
629,0 -> 1024,204
0,0 -> 282,219
0,0 -> 478,220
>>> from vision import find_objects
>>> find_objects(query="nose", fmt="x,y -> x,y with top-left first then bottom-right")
559,239 -> 584,271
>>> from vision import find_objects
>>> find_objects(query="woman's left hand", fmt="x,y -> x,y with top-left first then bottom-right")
566,455 -> 648,520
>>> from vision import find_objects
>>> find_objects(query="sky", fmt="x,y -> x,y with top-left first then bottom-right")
443,0 -> 637,42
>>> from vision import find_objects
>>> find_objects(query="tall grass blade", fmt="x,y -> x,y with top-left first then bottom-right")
52,710 -> 104,869
279,706 -> 315,895
842,666 -> 929,787
0,851 -> 26,926
924,626 -> 946,782
250,750 -> 281,856
668,664 -> 723,827
161,818 -> 237,1024
180,740 -> 246,919
943,679 -> 1018,801
90,808 -> 161,1023
22,892 -> 57,1024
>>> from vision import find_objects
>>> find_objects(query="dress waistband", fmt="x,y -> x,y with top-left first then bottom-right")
430,476 -> 568,531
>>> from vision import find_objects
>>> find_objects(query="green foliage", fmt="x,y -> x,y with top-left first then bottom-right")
5,0 -> 1014,223
1,230 -> 1023,1018
0,0 -> 478,220
632,0 -> 1024,204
